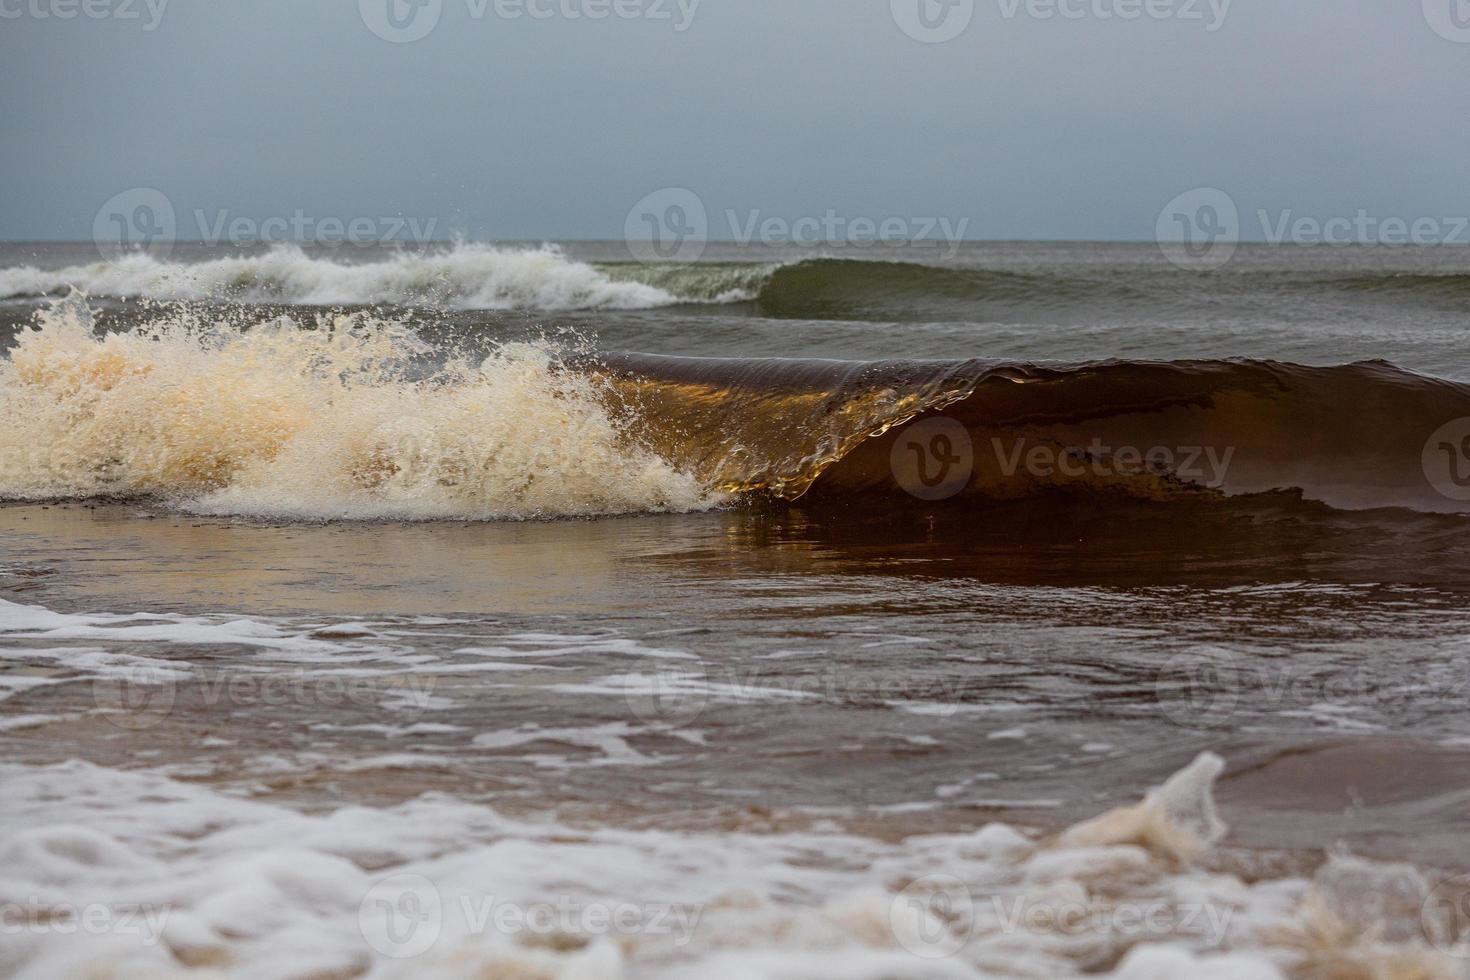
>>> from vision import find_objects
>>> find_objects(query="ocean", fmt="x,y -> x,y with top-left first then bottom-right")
1,240 -> 1468,979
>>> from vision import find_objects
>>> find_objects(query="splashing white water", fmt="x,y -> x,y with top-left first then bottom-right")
0,750 -> 1460,980
0,243 -> 707,310
0,299 -> 720,520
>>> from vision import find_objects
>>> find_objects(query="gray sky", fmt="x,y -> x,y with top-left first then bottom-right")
2,0 -> 1468,242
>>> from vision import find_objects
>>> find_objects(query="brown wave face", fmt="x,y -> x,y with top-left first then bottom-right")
592,354 -> 1470,515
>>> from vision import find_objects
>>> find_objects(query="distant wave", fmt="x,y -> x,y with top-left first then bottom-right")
0,244 -> 741,311
744,258 -> 1145,320
732,260 -> 1470,320
597,257 -> 1125,319
8,248 -> 1470,320
1331,271 -> 1470,301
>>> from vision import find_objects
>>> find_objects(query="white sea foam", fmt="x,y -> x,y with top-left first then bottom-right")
0,755 -> 1459,979
0,598 -> 747,736
0,299 -> 720,520
0,244 -> 697,311
0,599 -> 369,660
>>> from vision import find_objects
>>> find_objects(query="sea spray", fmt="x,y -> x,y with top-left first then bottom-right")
0,298 -> 717,520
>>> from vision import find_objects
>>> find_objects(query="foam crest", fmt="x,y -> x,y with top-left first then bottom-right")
0,243 -> 699,310
0,300 -> 718,520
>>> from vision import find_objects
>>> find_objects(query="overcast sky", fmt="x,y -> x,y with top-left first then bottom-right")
2,0 -> 1468,242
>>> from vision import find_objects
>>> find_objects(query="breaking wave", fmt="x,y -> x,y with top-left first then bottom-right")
0,299 -> 716,520
0,244 -> 725,311
3,297 -> 1470,519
